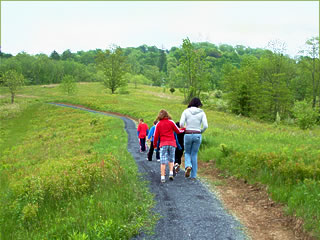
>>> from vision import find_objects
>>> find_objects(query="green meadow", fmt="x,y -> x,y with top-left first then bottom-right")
1,83 -> 320,238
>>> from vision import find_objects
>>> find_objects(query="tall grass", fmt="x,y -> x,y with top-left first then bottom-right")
0,102 -> 155,239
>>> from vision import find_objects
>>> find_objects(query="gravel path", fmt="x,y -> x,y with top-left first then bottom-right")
50,103 -> 248,240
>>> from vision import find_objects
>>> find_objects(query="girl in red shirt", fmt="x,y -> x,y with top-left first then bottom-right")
153,110 -> 184,183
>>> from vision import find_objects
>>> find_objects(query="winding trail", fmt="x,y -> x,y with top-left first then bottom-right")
50,103 -> 248,240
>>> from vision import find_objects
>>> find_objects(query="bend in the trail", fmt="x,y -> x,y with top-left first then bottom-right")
50,103 -> 248,240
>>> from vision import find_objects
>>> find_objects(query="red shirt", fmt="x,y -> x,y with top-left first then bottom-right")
137,122 -> 149,138
153,118 -> 184,148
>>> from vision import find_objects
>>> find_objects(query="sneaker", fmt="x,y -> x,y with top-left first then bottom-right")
161,177 -> 165,183
175,164 -> 180,174
173,169 -> 176,177
185,167 -> 192,178
157,159 -> 160,162
169,174 -> 174,181
146,158 -> 152,161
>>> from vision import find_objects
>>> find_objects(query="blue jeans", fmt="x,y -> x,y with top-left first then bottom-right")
184,134 -> 202,178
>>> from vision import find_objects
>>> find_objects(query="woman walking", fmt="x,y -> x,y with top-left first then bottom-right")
180,98 -> 208,179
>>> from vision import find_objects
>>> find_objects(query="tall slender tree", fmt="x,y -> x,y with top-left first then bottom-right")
95,46 -> 129,94
1,70 -> 24,103
300,37 -> 320,108
179,38 -> 209,103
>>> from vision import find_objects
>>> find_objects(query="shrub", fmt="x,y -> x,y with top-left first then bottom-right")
214,99 -> 229,112
214,90 -> 222,99
293,100 -> 318,129
60,75 -> 77,95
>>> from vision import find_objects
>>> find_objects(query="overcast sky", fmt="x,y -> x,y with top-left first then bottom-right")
1,1 -> 319,57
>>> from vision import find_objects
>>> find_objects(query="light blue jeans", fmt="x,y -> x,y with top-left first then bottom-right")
184,133 -> 202,178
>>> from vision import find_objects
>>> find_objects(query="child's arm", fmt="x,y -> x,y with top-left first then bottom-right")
147,127 -> 153,140
137,124 -> 140,137
170,120 -> 185,134
153,126 -> 159,148
174,132 -> 182,150
180,110 -> 186,128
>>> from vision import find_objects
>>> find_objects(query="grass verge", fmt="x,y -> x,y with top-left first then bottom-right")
0,102 -> 156,239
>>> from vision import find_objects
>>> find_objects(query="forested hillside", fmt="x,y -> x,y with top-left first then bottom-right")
1,37 -> 319,125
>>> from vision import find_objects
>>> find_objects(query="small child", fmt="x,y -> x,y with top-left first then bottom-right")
137,118 -> 149,152
174,122 -> 185,174
153,109 -> 185,183
147,120 -> 158,161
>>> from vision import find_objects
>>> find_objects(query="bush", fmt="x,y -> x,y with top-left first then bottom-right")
60,75 -> 77,95
118,86 -> 129,94
214,99 -> 229,112
214,90 -> 223,99
293,100 -> 318,130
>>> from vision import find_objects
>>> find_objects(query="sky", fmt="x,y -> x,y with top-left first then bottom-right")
1,1 -> 319,58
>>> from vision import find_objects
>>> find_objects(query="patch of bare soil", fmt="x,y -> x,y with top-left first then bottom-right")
143,90 -> 180,100
16,94 -> 38,98
41,84 -> 59,88
198,160 -> 316,240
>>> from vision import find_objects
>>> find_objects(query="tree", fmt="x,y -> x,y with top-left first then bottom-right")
61,49 -> 74,61
158,50 -> 167,73
300,37 -> 320,109
50,50 -> 60,60
124,73 -> 151,88
95,47 -> 129,94
293,100 -> 318,129
222,63 -> 260,116
143,65 -> 163,86
179,38 -> 210,103
60,75 -> 77,95
1,70 -> 24,103
256,41 -> 294,120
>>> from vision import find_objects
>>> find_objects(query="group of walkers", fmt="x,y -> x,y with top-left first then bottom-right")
137,97 -> 208,183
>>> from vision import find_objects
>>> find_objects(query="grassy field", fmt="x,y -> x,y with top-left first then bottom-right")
1,82 -> 320,238
0,86 -> 156,239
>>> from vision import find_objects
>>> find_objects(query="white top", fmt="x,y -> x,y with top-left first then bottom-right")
180,107 -> 208,133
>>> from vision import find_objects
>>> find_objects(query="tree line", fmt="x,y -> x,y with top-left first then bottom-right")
0,37 -> 319,126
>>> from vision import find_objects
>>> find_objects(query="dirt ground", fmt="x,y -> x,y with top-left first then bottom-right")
197,160 -> 316,240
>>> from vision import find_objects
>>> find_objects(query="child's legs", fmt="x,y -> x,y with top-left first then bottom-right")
167,146 -> 175,172
140,138 -> 146,151
175,149 -> 183,165
160,146 -> 168,176
160,146 -> 175,175
161,164 -> 166,176
147,141 -> 154,160
156,147 -> 160,159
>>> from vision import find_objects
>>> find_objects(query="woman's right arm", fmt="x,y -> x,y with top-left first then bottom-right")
180,110 -> 186,128
201,112 -> 208,133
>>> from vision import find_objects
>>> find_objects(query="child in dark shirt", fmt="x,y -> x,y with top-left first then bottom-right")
174,122 -> 184,173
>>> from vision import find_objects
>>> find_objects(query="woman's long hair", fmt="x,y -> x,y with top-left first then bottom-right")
156,109 -> 172,121
188,97 -> 203,108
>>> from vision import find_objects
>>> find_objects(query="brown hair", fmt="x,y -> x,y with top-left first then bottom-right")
156,109 -> 172,121
188,97 -> 203,108
139,118 -> 144,122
